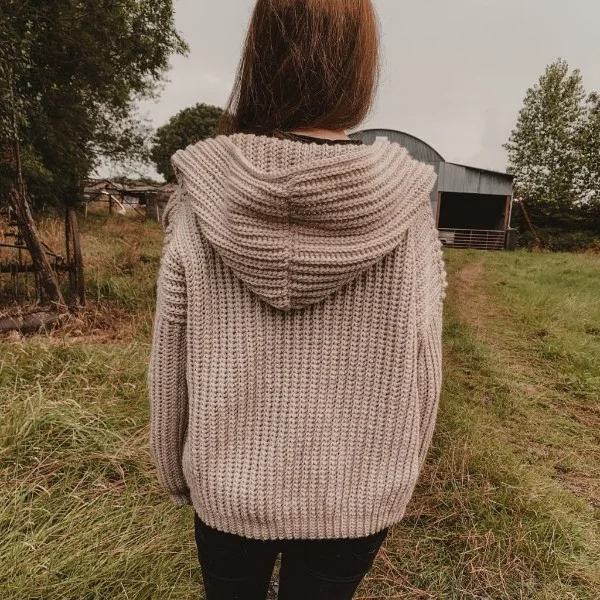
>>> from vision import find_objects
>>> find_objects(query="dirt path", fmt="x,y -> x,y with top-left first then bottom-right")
451,260 -> 486,330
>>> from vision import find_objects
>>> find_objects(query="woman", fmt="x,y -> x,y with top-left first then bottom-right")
147,0 -> 447,598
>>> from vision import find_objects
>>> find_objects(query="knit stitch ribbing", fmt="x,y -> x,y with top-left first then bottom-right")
148,133 -> 447,540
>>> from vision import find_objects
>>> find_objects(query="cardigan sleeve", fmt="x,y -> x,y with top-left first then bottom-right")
414,195 -> 447,471
147,187 -> 191,506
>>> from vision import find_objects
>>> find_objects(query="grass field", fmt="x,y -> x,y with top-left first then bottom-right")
1,212 -> 599,599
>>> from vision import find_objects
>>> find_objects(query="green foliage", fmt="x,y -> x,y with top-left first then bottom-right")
0,0 -> 188,208
518,228 -> 600,252
505,59 -> 600,235
504,59 -> 586,212
150,103 -> 224,182
581,92 -> 600,206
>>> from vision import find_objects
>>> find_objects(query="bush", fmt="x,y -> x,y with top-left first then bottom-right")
518,228 -> 600,252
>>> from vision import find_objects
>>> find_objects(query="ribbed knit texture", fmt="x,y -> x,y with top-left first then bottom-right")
147,133 -> 447,540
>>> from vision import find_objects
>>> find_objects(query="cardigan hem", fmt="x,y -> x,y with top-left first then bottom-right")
186,485 -> 410,541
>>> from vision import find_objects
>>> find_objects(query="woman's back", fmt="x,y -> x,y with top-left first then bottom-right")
149,131 -> 446,539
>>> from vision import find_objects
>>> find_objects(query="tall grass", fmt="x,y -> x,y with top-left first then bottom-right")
1,214 -> 599,599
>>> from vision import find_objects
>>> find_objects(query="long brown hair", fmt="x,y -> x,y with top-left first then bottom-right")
219,0 -> 380,135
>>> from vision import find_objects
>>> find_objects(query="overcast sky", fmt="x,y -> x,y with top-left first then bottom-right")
137,0 -> 600,176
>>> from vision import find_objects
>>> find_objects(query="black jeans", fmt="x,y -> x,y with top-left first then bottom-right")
194,511 -> 389,600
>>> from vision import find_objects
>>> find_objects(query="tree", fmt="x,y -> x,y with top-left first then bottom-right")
0,0 -> 188,208
504,59 -> 587,224
579,92 -> 600,231
151,103 -> 224,182
582,93 -> 600,204
0,0 -> 187,311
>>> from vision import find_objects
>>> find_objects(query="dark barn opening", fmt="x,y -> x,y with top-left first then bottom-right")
438,193 -> 507,231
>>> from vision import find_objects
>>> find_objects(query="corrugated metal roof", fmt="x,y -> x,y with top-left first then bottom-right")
349,129 -> 445,164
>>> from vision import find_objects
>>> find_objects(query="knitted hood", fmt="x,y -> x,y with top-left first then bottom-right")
169,133 -> 437,311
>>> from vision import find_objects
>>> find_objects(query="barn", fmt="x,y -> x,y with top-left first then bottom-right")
349,129 -> 516,250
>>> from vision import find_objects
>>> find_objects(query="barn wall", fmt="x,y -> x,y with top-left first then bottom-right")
438,163 -> 512,196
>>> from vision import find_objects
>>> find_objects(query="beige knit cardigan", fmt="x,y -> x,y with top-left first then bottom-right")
147,133 -> 447,540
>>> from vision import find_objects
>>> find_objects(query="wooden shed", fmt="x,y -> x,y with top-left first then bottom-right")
145,183 -> 177,222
